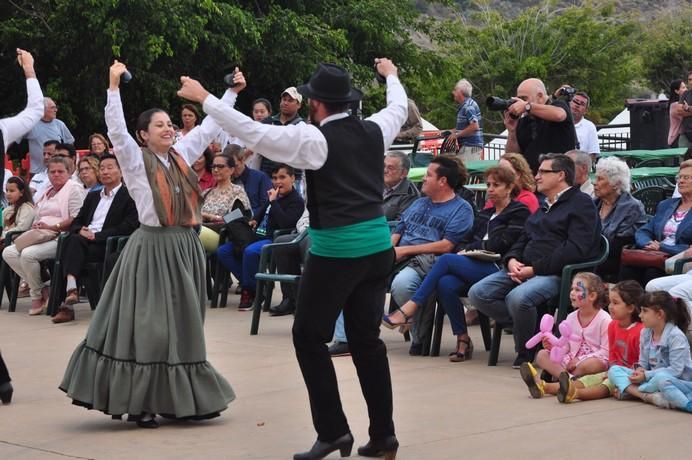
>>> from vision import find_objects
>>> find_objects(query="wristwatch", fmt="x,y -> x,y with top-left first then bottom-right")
525,103 -> 532,113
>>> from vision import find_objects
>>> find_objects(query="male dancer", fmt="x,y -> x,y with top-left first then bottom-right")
0,48 -> 45,404
178,58 -> 406,459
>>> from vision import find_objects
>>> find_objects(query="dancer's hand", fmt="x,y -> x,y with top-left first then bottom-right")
109,60 -> 128,90
16,49 -> 36,79
177,76 -> 210,103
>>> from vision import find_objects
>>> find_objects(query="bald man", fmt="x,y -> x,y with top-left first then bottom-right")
503,78 -> 577,173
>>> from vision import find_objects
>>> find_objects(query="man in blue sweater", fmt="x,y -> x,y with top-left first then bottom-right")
468,153 -> 601,368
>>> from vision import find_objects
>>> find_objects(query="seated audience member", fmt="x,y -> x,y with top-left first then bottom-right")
646,252 -> 692,339
191,147 -> 216,192
592,156 -> 646,281
242,98 -> 273,170
383,151 -> 419,221
2,156 -> 86,315
2,177 -> 35,242
566,149 -> 594,197
384,166 -> 530,362
620,160 -> 692,286
486,152 -> 539,213
389,156 -> 474,355
227,143 -> 273,215
29,139 -> 59,199
176,103 -> 201,140
88,133 -> 110,158
55,142 -> 78,176
78,156 -> 103,193
519,273 -> 611,398
52,154 -> 138,323
198,153 -> 251,253
468,153 -> 601,368
217,164 -> 304,310
268,209 -> 310,318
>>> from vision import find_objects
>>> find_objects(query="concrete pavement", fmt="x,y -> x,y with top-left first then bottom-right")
0,296 -> 688,460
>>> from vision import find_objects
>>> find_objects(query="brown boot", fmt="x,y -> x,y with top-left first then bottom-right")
52,306 -> 75,324
65,288 -> 79,305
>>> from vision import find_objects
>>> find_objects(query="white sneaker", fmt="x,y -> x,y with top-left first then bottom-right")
646,392 -> 672,409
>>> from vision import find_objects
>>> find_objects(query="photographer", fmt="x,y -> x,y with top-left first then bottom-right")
504,78 -> 577,173
555,86 -> 600,156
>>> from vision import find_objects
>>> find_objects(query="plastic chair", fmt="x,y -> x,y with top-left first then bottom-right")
429,235 -> 610,365
632,186 -> 671,216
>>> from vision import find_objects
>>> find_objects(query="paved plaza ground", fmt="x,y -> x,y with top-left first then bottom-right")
0,294 -> 689,460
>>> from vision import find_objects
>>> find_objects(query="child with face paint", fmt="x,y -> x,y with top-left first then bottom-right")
520,273 -> 611,399
557,280 -> 644,403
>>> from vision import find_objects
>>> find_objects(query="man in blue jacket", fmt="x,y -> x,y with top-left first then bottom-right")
468,153 -> 601,368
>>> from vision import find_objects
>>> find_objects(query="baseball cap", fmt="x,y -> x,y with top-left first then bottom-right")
281,87 -> 303,104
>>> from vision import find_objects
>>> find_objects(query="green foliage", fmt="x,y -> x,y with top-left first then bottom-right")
639,8 -> 692,95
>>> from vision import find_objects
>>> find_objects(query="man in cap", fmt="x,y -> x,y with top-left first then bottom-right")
260,87 -> 306,194
178,58 -> 407,459
0,48 -> 45,405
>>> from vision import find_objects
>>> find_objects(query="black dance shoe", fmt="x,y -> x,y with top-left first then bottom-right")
293,432 -> 354,459
357,435 -> 399,459
269,298 -> 295,316
0,382 -> 13,404
136,417 -> 160,429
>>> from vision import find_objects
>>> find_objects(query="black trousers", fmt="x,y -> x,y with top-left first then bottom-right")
0,352 -> 10,385
273,233 -> 311,299
60,234 -> 106,278
292,247 -> 395,442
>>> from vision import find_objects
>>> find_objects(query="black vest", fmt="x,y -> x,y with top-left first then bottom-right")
306,116 -> 385,229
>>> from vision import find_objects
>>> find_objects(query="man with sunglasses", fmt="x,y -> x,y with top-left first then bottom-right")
568,91 -> 600,157
469,153 -> 601,369
504,78 -> 577,174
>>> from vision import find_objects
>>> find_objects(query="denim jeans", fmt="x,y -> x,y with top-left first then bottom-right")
410,254 -> 499,335
390,266 -> 425,343
659,373 -> 692,410
217,239 -> 272,291
467,269 -> 560,354
334,312 -> 347,343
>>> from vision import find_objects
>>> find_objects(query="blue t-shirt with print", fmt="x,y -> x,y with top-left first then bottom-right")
456,98 -> 484,147
396,196 -> 473,247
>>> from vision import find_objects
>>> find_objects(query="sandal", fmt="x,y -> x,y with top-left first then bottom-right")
382,308 -> 414,330
449,336 -> 473,362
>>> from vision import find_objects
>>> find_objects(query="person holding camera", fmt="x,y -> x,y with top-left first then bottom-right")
177,58 -> 406,460
448,78 -> 484,161
504,78 -> 577,173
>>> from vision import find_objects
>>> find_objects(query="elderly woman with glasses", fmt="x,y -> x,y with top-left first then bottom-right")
620,160 -> 692,285
198,153 -> 251,252
592,157 -> 646,281
88,133 -> 110,157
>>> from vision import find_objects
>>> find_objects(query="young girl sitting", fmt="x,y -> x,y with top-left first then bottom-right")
520,273 -> 611,398
608,291 -> 692,406
557,281 -> 644,403
1,176 -> 35,242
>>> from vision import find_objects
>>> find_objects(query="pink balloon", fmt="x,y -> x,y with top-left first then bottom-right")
525,314 -> 557,349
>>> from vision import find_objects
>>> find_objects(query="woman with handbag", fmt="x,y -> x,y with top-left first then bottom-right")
383,166 -> 530,361
2,156 -> 86,315
620,160 -> 692,286
59,61 -> 237,428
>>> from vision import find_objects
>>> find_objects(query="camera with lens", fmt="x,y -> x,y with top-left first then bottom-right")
486,96 -> 514,112
556,86 -> 576,101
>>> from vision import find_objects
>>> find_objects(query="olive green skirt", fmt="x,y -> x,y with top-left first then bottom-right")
60,225 -> 235,419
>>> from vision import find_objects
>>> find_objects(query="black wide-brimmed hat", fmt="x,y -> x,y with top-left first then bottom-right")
297,63 -> 363,103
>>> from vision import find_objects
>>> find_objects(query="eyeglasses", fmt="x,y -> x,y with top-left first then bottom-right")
46,106 -> 58,111
676,174 -> 692,182
211,164 -> 228,170
536,168 -> 561,176
384,165 -> 402,172
571,99 -> 587,107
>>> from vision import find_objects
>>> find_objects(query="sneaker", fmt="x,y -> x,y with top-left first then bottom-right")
237,289 -> 255,311
17,282 -> 30,298
52,306 -> 75,324
328,341 -> 350,357
519,362 -> 545,399
644,392 -> 672,409
557,371 -> 577,403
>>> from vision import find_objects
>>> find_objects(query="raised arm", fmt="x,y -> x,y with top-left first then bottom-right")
366,58 -> 408,150
1,49 -> 44,149
178,76 -> 328,171
105,61 -> 144,174
174,69 -> 247,165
